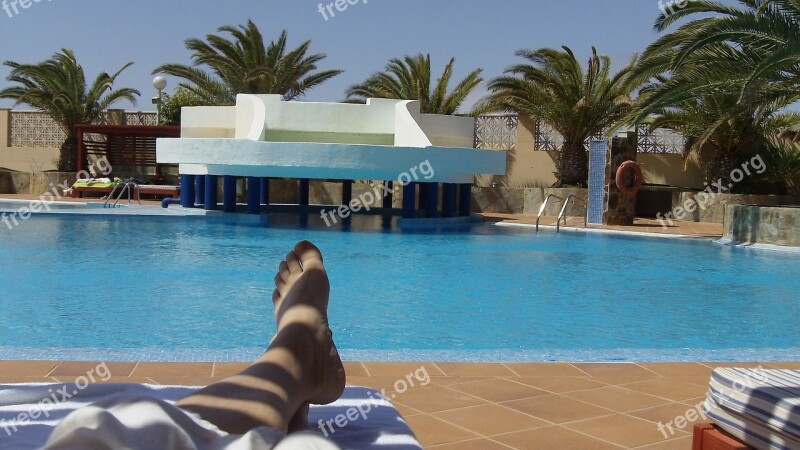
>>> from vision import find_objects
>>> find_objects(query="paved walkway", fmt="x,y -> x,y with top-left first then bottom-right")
2,360 -> 797,449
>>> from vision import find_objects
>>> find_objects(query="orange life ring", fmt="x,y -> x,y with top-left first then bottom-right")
615,161 -> 643,196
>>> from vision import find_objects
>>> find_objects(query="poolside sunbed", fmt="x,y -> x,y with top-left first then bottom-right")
0,383 -> 422,449
694,368 -> 800,450
68,180 -> 180,200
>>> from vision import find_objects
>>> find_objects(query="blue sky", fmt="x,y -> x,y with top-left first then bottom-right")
0,0 -> 734,110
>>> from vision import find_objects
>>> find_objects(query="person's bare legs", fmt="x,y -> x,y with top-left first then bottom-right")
176,241 -> 346,435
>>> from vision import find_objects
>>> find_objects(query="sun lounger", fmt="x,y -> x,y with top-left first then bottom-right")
69,182 -> 180,200
0,383 -> 421,449
693,368 -> 800,450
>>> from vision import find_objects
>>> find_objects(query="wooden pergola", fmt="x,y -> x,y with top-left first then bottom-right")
75,124 -> 180,179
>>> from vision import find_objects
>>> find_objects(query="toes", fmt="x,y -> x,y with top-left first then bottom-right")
274,273 -> 285,291
272,289 -> 281,303
294,240 -> 324,268
286,251 -> 302,274
278,261 -> 290,282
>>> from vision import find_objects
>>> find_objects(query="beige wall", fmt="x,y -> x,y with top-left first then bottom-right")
0,109 -> 60,172
477,114 -> 705,190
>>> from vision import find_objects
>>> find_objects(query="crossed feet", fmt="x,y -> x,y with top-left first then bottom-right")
273,241 -> 346,432
177,241 -> 345,436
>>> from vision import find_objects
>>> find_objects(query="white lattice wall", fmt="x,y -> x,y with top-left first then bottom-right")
8,111 -> 159,148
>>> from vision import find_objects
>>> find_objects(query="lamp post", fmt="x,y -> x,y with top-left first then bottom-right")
152,76 -> 167,125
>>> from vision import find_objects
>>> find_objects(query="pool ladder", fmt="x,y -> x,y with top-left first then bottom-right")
104,179 -> 142,208
535,194 -> 588,232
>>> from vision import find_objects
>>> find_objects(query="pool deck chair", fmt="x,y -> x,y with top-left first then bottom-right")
70,184 -> 180,200
693,368 -> 800,450
0,383 -> 423,449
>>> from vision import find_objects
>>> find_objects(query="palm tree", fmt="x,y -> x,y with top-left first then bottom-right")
638,75 -> 800,186
153,20 -> 342,105
628,0 -> 800,187
633,0 -> 800,111
482,46 -> 638,186
0,49 -> 139,172
345,53 -> 483,115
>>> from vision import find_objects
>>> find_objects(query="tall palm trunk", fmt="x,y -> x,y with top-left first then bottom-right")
555,141 -> 589,187
705,146 -> 740,189
58,136 -> 78,173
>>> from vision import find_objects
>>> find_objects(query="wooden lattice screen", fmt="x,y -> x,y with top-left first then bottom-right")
76,125 -> 180,179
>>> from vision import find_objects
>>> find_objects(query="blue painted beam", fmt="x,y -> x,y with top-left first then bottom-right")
442,183 -> 457,218
458,183 -> 472,216
424,183 -> 439,218
247,177 -> 260,215
402,182 -> 416,219
342,180 -> 353,206
204,175 -> 218,211
260,178 -> 270,205
383,181 -> 394,209
180,175 -> 195,208
299,179 -> 310,206
223,176 -> 237,213
194,175 -> 205,207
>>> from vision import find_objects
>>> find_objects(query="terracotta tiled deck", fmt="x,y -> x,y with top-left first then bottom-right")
3,360 -> 799,449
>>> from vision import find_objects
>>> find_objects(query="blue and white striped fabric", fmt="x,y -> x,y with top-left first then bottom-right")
704,368 -> 800,450
0,383 -> 422,450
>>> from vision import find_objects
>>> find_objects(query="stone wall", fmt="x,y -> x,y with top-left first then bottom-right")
674,192 -> 799,224
724,204 -> 800,247
0,171 -> 76,196
472,187 -> 588,216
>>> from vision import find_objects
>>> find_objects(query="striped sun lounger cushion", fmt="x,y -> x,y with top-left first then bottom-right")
704,368 -> 800,450
0,383 -> 422,450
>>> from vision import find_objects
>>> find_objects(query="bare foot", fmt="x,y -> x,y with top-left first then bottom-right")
273,242 -> 330,431
273,241 -> 344,406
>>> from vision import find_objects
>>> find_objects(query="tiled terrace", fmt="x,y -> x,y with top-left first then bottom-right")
3,360 -> 799,449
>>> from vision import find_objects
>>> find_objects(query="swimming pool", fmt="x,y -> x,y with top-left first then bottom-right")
0,213 -> 798,362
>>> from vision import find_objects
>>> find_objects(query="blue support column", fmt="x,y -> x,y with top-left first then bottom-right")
383,181 -> 393,209
223,176 -> 237,213
342,180 -> 353,206
418,183 -> 426,209
180,175 -> 195,208
424,183 -> 439,218
402,182 -> 416,219
260,178 -> 270,205
247,177 -> 260,215
194,175 -> 205,207
442,183 -> 457,218
204,175 -> 218,211
458,183 -> 472,216
298,179 -> 310,206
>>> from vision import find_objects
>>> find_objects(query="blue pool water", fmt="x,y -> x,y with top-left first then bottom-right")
0,213 -> 798,362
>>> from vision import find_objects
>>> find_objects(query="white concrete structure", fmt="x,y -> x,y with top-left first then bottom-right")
157,95 -> 506,184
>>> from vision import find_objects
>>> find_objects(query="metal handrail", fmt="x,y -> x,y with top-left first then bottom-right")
104,180 -> 142,208
556,195 -> 588,232
535,194 -> 564,232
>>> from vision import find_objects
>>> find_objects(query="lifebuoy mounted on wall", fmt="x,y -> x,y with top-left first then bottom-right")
615,161 -> 643,196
